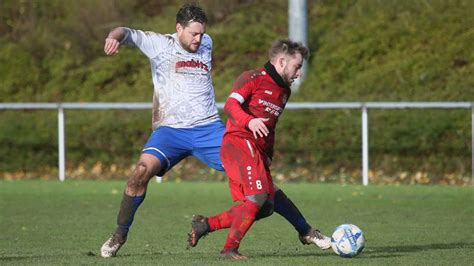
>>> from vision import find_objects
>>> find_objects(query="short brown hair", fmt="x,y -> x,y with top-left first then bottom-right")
268,39 -> 309,60
176,3 -> 208,27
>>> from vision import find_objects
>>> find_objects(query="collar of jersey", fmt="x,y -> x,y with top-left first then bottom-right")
264,61 -> 290,90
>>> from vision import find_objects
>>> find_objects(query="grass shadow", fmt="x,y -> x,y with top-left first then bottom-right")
364,242 -> 473,255
0,252 -> 98,263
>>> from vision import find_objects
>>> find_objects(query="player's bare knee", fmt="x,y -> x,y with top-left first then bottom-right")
127,162 -> 152,190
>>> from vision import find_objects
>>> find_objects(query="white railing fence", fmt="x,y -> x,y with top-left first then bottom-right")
1,102 -> 473,185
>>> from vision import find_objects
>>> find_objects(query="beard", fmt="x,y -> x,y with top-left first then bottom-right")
282,70 -> 295,87
183,43 -> 199,53
179,38 -> 200,53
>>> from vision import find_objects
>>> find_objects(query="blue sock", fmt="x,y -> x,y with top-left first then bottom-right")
115,193 -> 146,237
273,190 -> 311,236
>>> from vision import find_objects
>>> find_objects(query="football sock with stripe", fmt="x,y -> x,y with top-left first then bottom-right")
223,200 -> 260,250
273,189 -> 312,236
115,193 -> 146,237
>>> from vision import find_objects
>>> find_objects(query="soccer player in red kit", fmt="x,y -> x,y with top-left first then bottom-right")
187,39 -> 330,259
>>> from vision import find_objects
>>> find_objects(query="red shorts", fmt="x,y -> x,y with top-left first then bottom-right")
220,136 -> 274,202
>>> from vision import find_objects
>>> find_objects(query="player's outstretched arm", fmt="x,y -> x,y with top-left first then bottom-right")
104,27 -> 126,56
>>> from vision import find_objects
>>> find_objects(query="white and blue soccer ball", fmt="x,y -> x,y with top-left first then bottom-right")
331,224 -> 365,258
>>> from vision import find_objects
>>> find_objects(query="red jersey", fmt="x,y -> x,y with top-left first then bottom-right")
223,61 -> 291,160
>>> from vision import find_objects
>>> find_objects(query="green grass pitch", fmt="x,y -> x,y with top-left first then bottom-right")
1,180 -> 473,265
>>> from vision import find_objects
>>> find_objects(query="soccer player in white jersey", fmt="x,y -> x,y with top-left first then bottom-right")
100,3 -> 330,258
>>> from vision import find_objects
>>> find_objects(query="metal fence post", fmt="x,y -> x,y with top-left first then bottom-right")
58,106 -> 65,181
288,0 -> 307,92
362,105 -> 369,186
471,103 -> 473,186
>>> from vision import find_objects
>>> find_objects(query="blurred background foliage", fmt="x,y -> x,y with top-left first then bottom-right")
0,0 -> 472,184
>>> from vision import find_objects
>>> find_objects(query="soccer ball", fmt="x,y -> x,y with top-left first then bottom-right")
331,224 -> 365,258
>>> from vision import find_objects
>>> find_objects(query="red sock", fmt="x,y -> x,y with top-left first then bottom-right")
207,204 -> 243,231
223,200 -> 260,250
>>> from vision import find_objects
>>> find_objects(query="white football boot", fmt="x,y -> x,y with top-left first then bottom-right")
299,228 -> 332,250
100,233 -> 126,258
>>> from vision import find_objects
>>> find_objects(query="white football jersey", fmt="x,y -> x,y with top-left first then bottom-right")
121,28 -> 220,129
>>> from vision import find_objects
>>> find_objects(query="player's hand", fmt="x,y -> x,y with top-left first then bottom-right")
104,38 -> 120,56
248,118 -> 269,139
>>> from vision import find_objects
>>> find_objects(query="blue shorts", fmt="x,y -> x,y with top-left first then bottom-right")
142,120 -> 225,176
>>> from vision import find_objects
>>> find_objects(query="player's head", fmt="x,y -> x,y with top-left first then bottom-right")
268,39 -> 309,86
176,3 -> 208,53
